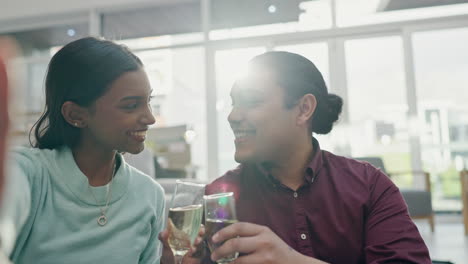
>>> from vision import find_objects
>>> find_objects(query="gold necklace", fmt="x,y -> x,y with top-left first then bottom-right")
88,161 -> 117,226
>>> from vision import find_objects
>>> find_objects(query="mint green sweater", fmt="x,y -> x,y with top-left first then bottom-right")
0,146 -> 165,264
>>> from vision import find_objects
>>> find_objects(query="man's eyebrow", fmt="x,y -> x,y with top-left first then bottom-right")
119,96 -> 142,102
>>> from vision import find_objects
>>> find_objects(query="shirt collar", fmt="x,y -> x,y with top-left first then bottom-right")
253,137 -> 323,188
309,137 -> 324,181
54,146 -> 130,206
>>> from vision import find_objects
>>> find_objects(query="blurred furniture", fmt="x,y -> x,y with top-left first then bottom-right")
146,125 -> 196,179
147,125 -> 191,171
123,147 -> 156,179
355,157 -> 434,232
461,170 -> 468,236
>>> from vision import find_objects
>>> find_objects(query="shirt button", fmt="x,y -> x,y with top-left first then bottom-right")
300,233 -> 307,240
293,192 -> 298,198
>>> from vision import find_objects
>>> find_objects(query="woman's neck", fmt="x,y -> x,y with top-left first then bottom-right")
72,142 -> 117,187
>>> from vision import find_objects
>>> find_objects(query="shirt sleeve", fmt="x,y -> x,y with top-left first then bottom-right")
139,186 -> 166,264
364,168 -> 431,264
0,151 -> 33,257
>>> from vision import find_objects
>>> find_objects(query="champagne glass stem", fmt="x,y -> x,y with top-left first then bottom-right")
175,254 -> 184,264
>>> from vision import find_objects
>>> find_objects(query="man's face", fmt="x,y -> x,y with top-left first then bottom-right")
228,70 -> 302,164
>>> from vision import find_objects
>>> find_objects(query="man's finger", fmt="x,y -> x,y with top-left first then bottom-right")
212,222 -> 265,243
211,236 -> 258,261
230,254 -> 264,264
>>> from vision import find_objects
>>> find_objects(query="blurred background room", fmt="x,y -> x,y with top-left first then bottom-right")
1,0 -> 468,262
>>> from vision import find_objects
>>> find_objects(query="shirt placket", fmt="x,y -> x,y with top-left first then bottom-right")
293,189 -> 314,256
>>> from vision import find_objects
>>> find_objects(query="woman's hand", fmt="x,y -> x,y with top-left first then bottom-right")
159,224 -> 205,264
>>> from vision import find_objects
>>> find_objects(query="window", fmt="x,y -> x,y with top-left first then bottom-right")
343,36 -> 412,187
135,47 -> 207,179
413,27 -> 468,211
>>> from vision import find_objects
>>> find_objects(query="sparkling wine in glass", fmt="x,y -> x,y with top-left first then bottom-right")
168,180 -> 205,263
204,192 -> 238,264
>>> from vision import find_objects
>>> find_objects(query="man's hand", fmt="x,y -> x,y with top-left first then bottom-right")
210,222 -> 328,264
159,225 -> 205,264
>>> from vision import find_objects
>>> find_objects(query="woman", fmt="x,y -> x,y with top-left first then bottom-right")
0,37 -> 196,264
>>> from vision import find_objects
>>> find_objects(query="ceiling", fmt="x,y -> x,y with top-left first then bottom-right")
378,0 -> 468,11
5,0 -> 467,52
9,24 -> 89,53
2,0 -> 306,52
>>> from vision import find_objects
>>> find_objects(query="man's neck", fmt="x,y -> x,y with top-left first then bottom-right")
72,139 -> 116,187
261,138 -> 314,191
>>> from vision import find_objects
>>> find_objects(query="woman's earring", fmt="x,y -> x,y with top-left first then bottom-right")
73,122 -> 78,127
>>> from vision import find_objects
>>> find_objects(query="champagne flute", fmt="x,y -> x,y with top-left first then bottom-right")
204,192 -> 238,263
167,180 -> 205,263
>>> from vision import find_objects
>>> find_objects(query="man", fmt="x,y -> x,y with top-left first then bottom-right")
205,51 -> 431,263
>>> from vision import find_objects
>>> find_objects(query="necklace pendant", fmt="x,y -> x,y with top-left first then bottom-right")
97,214 -> 107,226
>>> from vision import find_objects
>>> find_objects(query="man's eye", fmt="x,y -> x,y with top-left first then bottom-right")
123,103 -> 138,110
240,99 -> 262,107
231,97 -> 262,108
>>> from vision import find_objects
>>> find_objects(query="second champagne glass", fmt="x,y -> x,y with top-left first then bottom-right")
204,192 -> 238,263
168,180 -> 205,263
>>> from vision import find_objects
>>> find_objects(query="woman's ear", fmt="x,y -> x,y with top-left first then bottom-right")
296,94 -> 317,127
61,101 -> 88,128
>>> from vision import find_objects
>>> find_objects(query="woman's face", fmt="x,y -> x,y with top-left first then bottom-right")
81,68 -> 156,154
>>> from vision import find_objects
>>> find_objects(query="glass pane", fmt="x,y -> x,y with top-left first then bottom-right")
135,47 -> 207,180
210,0 -> 332,40
8,58 -> 46,146
343,36 -> 411,186
215,47 -> 266,175
336,0 -> 468,27
413,27 -> 468,211
27,61 -> 48,114
4,22 -> 89,146
274,42 -> 329,87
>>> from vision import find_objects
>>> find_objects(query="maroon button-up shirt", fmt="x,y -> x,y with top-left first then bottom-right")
205,138 -> 431,264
